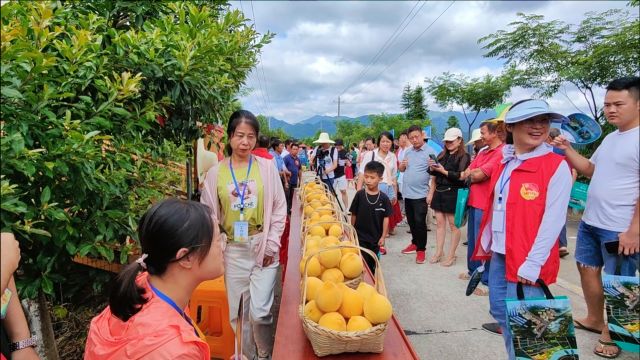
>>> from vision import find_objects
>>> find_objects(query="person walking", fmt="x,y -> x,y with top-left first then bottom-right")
201,110 -> 286,360
552,77 -> 639,359
333,139 -> 350,212
283,143 -> 302,215
310,133 -> 338,190
472,99 -> 572,360
399,125 -> 437,264
85,199 -> 224,360
427,128 -> 471,267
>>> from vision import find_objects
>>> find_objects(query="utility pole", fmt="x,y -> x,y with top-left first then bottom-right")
337,96 -> 341,119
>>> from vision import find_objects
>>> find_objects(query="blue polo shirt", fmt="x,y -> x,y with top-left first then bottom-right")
401,142 -> 437,199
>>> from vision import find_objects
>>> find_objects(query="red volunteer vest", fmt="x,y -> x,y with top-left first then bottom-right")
472,152 -> 565,285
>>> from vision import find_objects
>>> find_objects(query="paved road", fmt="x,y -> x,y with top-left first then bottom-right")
339,187 -> 637,360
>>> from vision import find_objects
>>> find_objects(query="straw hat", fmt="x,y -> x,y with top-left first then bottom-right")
466,129 -> 482,145
313,132 -> 335,144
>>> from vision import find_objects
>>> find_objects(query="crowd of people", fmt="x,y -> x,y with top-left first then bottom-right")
2,77 -> 637,360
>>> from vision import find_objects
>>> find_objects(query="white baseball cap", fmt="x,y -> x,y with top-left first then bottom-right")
443,128 -> 463,142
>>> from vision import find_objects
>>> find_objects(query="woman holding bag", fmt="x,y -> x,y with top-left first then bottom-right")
201,110 -> 287,360
471,99 -> 572,360
427,128 -> 470,266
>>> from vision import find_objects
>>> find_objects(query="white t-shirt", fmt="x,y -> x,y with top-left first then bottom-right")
315,146 -> 338,179
583,126 -> 640,232
359,149 -> 398,185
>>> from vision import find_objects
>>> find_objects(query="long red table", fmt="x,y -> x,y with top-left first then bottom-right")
272,192 -> 420,359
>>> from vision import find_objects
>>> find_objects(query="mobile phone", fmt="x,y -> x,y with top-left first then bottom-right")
429,154 -> 439,164
604,241 -> 619,255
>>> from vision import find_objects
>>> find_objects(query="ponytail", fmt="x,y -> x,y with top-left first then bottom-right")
107,198 -> 215,322
109,262 -> 148,322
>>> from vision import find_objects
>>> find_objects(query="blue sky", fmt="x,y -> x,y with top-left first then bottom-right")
231,1 -> 632,123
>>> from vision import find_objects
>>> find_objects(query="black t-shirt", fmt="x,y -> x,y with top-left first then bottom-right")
349,189 -> 392,245
334,149 -> 348,178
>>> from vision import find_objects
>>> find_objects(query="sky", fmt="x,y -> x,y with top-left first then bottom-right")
232,1 -> 632,124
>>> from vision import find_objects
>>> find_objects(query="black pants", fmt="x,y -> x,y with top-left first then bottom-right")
286,183 -> 297,214
405,198 -> 428,251
358,240 -> 379,275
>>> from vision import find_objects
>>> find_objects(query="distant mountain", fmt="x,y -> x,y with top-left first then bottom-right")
266,110 -> 497,140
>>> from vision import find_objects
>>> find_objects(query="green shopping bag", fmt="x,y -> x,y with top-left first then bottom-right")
603,257 -> 639,353
506,280 -> 579,359
454,187 -> 469,228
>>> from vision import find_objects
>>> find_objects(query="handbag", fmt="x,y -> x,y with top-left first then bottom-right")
454,187 -> 469,228
603,257 -> 640,353
506,280 -> 579,359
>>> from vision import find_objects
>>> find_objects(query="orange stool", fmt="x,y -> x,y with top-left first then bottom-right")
189,277 -> 235,360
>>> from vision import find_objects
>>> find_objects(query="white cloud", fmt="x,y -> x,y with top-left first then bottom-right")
233,0 -> 632,123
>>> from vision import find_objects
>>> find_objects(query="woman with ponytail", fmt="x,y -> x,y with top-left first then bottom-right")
84,198 -> 224,360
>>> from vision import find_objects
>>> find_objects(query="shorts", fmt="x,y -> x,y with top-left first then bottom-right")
379,182 -> 396,202
333,175 -> 347,191
575,221 -> 639,275
430,186 -> 458,214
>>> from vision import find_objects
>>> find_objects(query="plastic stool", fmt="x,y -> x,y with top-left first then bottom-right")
189,276 -> 235,360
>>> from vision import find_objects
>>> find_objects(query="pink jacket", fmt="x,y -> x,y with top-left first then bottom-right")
201,155 -> 287,266
84,272 -> 209,360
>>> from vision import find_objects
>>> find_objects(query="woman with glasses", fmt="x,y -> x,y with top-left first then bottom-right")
201,110 -> 286,360
85,198 -> 224,360
471,99 -> 572,360
427,128 -> 471,266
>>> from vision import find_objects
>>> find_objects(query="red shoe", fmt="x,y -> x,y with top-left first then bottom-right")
379,246 -> 387,255
416,250 -> 426,264
401,244 -> 417,254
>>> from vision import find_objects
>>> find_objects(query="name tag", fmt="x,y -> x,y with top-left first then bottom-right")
492,209 -> 505,233
234,221 -> 249,242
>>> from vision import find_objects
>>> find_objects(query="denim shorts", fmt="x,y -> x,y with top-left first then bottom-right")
575,220 -> 639,275
378,182 -> 396,202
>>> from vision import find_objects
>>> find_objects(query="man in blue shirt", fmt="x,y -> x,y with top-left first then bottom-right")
269,139 -> 290,189
398,124 -> 437,264
283,143 -> 302,215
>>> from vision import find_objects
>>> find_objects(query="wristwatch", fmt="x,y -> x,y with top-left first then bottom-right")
10,335 -> 37,352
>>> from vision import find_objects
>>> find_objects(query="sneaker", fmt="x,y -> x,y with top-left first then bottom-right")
482,322 -> 502,335
416,250 -> 426,264
379,246 -> 387,255
401,244 -> 417,254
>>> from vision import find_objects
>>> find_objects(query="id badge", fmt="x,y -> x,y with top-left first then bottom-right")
1,288 -> 12,319
234,221 -> 249,242
492,209 -> 505,233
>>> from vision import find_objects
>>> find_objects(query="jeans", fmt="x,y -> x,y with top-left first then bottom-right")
558,224 -> 568,248
286,183 -> 296,215
466,206 -> 490,285
575,220 -> 639,275
404,198 -> 428,251
488,252 -> 547,360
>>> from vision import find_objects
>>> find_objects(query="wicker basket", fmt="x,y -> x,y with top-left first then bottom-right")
299,246 -> 389,357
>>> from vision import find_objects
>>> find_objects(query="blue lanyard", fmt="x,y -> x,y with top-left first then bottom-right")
497,165 -> 512,204
149,282 -> 199,337
229,156 -> 253,215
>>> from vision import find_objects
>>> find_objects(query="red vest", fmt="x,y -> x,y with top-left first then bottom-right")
472,152 -> 565,285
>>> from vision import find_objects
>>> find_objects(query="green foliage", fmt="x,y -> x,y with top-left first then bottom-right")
479,9 -> 639,122
426,72 -> 512,136
335,114 -> 430,148
1,1 -> 270,298
401,84 -> 428,121
446,115 -> 460,129
257,115 -> 289,141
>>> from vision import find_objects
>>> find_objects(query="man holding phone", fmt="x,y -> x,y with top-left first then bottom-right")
553,77 -> 639,359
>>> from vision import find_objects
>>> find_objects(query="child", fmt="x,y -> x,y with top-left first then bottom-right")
349,161 -> 393,274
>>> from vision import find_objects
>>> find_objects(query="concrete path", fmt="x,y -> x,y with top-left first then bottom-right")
339,186 -> 637,360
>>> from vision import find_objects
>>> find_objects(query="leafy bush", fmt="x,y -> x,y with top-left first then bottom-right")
1,1 -> 271,298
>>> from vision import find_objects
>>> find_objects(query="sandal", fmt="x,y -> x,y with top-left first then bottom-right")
593,339 -> 620,359
429,254 -> 443,264
458,272 -> 471,280
574,319 -> 603,334
441,256 -> 457,267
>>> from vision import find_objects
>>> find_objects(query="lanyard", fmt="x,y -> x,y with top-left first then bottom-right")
229,156 -> 253,217
497,164 -> 512,204
149,282 -> 200,338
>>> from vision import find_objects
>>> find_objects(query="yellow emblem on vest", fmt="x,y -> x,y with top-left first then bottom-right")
520,183 -> 540,200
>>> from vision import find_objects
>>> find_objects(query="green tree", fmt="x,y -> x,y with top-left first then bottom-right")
446,115 -> 460,129
257,115 -> 288,141
426,72 -> 512,137
479,9 -> 639,123
0,1 -> 271,298
401,84 -> 428,121
400,84 -> 412,114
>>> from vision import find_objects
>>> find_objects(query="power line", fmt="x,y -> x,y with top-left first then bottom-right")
239,0 -> 270,116
367,1 -> 456,87
250,0 -> 274,120
340,1 -> 426,96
